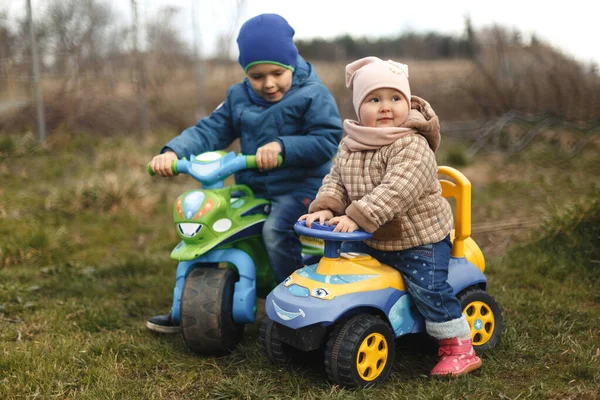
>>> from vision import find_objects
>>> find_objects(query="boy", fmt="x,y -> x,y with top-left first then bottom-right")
147,14 -> 342,333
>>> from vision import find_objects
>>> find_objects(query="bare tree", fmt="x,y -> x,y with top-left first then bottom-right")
81,0 -> 113,72
145,6 -> 189,90
9,11 -> 50,92
44,0 -> 113,91
213,0 -> 246,60
146,6 -> 188,56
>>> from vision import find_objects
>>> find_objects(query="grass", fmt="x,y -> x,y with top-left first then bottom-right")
0,130 -> 599,399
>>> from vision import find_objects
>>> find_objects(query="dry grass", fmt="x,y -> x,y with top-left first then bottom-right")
2,43 -> 598,137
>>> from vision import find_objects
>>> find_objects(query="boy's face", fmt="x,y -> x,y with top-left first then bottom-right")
246,64 -> 293,103
359,88 -> 409,128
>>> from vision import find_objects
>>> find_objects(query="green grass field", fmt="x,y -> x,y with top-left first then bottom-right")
0,131 -> 598,399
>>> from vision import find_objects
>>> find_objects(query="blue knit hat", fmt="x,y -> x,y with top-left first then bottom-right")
237,14 -> 298,73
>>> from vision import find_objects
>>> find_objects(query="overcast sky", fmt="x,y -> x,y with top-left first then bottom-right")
8,0 -> 600,65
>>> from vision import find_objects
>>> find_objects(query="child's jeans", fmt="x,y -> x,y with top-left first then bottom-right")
262,194 -> 311,283
341,235 -> 464,324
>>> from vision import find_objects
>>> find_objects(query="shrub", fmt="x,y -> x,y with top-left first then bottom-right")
444,145 -> 470,166
505,199 -> 600,284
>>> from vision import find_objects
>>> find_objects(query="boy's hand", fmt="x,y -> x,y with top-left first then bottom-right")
150,151 -> 178,177
298,210 -> 334,228
329,215 -> 359,233
256,141 -> 282,171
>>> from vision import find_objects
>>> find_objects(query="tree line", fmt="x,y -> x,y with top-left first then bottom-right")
297,32 -> 476,61
1,0 -> 519,83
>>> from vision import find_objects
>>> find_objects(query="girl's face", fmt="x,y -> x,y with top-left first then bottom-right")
359,88 -> 409,128
246,64 -> 293,103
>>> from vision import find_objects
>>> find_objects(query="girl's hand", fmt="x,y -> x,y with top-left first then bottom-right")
329,215 -> 359,233
150,151 -> 178,177
298,209 -> 334,227
256,141 -> 282,171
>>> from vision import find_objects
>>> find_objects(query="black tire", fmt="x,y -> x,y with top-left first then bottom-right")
459,288 -> 503,352
324,314 -> 395,388
180,267 -> 244,355
258,315 -> 291,365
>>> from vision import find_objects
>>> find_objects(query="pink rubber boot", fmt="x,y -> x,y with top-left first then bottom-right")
431,337 -> 482,377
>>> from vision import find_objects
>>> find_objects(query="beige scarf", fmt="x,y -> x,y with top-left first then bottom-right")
342,96 -> 441,152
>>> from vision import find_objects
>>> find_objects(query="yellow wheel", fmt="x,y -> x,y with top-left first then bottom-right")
464,301 -> 494,346
459,288 -> 503,351
325,314 -> 395,388
356,332 -> 389,381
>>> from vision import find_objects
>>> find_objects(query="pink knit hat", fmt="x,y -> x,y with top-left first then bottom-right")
345,56 -> 411,119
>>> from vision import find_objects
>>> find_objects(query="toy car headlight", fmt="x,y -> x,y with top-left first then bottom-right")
283,277 -> 292,286
311,287 -> 329,298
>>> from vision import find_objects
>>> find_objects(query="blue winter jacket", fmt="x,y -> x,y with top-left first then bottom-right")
162,55 -> 343,199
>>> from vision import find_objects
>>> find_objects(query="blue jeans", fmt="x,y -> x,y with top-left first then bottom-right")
262,194 -> 311,283
341,235 -> 463,324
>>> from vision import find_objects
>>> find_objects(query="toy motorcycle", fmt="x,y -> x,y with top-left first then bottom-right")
148,151 -> 322,354
259,166 -> 503,387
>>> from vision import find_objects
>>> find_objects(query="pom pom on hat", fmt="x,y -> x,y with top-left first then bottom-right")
345,56 -> 411,119
237,13 -> 298,72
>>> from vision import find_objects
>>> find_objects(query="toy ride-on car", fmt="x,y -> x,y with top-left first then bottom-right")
259,166 -> 503,387
148,151 -> 323,355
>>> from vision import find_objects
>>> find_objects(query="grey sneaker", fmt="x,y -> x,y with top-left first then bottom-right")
146,313 -> 181,334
